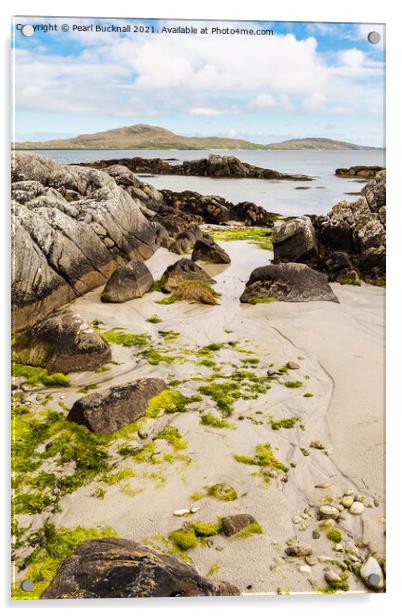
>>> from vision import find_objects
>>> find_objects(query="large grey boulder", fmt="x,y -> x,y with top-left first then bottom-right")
273,216 -> 318,262
12,311 -> 111,373
12,153 -> 161,330
240,263 -> 338,303
161,258 -> 214,292
41,538 -> 239,598
67,378 -> 167,433
101,260 -> 153,303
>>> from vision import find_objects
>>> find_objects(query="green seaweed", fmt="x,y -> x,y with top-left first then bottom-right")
236,522 -> 264,538
11,363 -> 70,388
206,483 -> 237,501
327,528 -> 342,543
284,380 -> 303,389
211,227 -> 273,251
269,416 -> 299,430
200,414 -> 231,429
248,297 -> 275,305
146,314 -> 163,324
234,443 -> 288,481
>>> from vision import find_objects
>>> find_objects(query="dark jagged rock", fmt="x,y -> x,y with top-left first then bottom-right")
221,514 -> 258,536
192,236 -> 231,264
79,153 -> 313,181
231,201 -> 279,226
67,378 -> 167,434
101,260 -> 153,303
272,216 -> 318,262
273,170 -> 386,285
12,311 -> 111,373
161,258 -> 215,292
240,263 -> 338,303
41,538 -> 239,598
335,165 -> 384,178
12,153 -> 162,331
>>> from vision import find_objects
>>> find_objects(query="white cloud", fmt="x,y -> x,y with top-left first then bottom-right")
248,94 -> 276,110
189,107 -> 228,116
338,48 -> 365,69
303,92 -> 326,111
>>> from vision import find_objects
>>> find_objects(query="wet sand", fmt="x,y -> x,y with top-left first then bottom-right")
18,239 -> 385,594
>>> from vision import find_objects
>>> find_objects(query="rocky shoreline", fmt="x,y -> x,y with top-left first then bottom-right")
11,152 -> 386,598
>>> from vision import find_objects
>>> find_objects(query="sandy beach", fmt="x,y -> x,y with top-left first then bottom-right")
16,237 -> 385,595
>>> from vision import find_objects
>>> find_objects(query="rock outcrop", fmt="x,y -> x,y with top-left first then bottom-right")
221,514 -> 258,536
169,224 -> 203,254
192,237 -> 231,264
12,153 -> 162,331
67,378 -> 167,433
80,153 -> 313,181
240,263 -> 338,303
101,260 -> 153,303
41,538 -> 239,598
161,258 -> 215,292
12,311 -> 111,373
335,165 -> 384,178
272,170 -> 386,285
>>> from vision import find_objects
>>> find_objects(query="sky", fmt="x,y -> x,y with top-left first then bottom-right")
12,17 -> 385,146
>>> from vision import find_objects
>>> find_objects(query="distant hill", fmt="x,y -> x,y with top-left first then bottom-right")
13,124 -> 377,151
266,137 -> 375,150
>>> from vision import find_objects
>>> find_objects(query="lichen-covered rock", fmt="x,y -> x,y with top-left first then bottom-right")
161,258 -> 214,292
240,263 -> 338,303
41,538 -> 239,598
273,216 -> 318,262
221,514 -> 257,536
12,311 -> 111,373
192,236 -> 231,264
67,378 -> 167,433
12,153 -> 161,330
101,261 -> 153,303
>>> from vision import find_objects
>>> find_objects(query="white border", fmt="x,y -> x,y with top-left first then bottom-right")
1,1 -> 401,614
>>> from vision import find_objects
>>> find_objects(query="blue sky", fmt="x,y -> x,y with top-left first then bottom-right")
12,17 -> 385,146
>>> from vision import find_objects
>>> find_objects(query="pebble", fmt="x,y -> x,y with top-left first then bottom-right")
315,482 -> 332,489
312,530 -> 321,539
267,369 -> 278,377
356,494 -> 366,503
359,556 -> 384,591
173,509 -> 190,517
293,515 -> 302,524
340,495 -> 354,508
350,502 -> 365,515
325,570 -> 341,584
287,361 -> 300,370
190,507 -> 200,514
138,428 -> 148,439
318,505 -> 339,520
215,546 -> 224,552
285,545 -> 312,557
298,522 -> 310,531
305,555 -> 318,566
299,565 -> 311,574
333,543 -> 343,552
344,488 -> 354,496
310,440 -> 325,450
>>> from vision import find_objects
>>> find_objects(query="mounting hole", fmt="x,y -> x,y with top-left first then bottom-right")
20,579 -> 34,592
21,24 -> 34,37
368,573 -> 381,587
367,31 -> 381,45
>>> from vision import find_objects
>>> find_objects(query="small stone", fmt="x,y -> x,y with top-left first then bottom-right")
269,470 -> 278,478
360,556 -> 384,591
298,521 -> 309,531
285,545 -> 312,557
310,440 -> 325,450
333,543 -> 344,552
319,505 -> 339,520
373,497 -> 380,507
190,507 -> 200,514
299,565 -> 311,573
344,489 -> 354,496
301,513 -> 310,520
312,530 -> 321,539
315,482 -> 332,489
221,513 -> 257,536
340,496 -> 354,508
173,509 -> 190,517
267,369 -> 278,377
319,519 -> 335,529
293,515 -> 302,524
350,502 -> 365,515
287,361 -> 300,370
215,546 -> 224,552
138,428 -> 148,439
324,570 -> 341,584
356,494 -> 366,503
305,555 -> 318,566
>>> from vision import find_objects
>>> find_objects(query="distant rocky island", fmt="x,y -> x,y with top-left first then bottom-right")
13,123 -> 378,151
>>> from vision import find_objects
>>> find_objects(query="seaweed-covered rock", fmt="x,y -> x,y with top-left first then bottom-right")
192,236 -> 231,264
161,258 -> 214,292
12,311 -> 111,373
12,153 -> 161,330
240,263 -> 338,303
272,216 -> 318,262
41,538 -> 239,598
101,261 -> 153,303
67,378 -> 167,433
